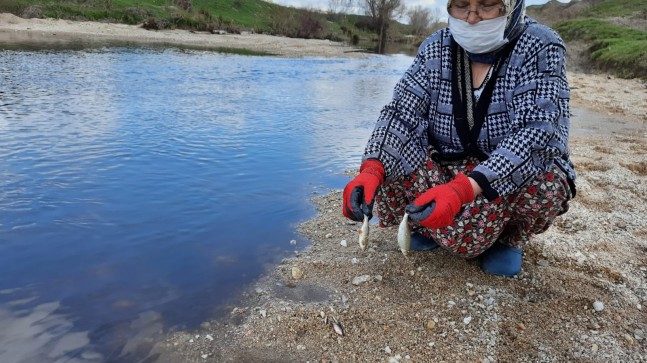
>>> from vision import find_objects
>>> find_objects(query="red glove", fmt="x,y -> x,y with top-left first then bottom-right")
405,173 -> 474,229
342,159 -> 385,221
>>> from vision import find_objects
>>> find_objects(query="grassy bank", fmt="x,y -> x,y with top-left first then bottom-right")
0,0 -> 389,49
554,18 -> 647,79
527,0 -> 647,79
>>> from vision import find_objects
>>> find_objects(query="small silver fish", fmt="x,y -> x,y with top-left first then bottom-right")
397,212 -> 411,256
358,214 -> 369,250
332,318 -> 344,336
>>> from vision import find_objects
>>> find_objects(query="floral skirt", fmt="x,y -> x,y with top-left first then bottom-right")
375,153 -> 572,258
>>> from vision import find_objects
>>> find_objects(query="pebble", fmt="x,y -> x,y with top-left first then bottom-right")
623,333 -> 634,344
201,354 -> 208,359
290,239 -> 297,245
592,301 -> 604,312
634,329 -> 644,340
385,346 -> 392,354
352,275 -> 372,285
517,322 -> 526,330
291,267 -> 303,280
588,322 -> 601,330
351,258 -> 359,264
259,310 -> 267,318
340,240 -> 348,247
205,334 -> 214,341
463,316 -> 472,325
200,322 -> 211,329
426,320 -> 436,331
297,344 -> 306,350
325,233 -> 332,238
591,344 -> 599,353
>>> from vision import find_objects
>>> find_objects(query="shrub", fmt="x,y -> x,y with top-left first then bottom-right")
175,0 -> 191,12
21,5 -> 43,18
141,17 -> 166,30
297,11 -> 324,39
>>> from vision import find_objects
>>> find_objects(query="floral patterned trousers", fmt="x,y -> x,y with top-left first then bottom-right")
375,153 -> 572,258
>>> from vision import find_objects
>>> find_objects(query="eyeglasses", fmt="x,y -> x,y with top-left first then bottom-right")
448,4 -> 505,20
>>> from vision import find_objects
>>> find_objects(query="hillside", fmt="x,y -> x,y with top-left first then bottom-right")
527,0 -> 647,79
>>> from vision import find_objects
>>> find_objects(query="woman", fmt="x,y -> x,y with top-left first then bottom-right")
342,0 -> 576,277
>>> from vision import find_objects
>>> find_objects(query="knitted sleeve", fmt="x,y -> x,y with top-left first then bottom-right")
361,33 -> 442,180
470,29 -> 571,199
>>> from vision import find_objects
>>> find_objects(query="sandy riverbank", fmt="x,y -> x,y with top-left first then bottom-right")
0,13 -> 367,58
4,13 -> 645,362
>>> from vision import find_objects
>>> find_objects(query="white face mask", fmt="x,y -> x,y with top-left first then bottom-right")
448,15 -> 508,54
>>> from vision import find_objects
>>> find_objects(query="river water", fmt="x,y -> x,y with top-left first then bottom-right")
0,46 -> 413,362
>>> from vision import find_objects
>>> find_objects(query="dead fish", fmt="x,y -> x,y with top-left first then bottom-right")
332,318 -> 344,336
397,212 -> 411,256
358,214 -> 369,250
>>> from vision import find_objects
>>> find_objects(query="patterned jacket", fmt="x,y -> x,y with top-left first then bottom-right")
363,17 -> 576,200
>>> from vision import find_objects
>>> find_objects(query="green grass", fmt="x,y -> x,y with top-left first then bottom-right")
583,0 -> 647,18
554,18 -> 647,79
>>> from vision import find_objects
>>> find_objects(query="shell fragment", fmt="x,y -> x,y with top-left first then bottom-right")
397,213 -> 411,256
332,318 -> 344,336
358,215 -> 369,250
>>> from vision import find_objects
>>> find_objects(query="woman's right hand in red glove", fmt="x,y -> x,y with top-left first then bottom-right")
342,159 -> 385,221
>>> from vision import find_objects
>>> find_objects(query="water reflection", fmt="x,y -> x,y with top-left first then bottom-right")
0,293 -> 102,363
0,47 -> 413,362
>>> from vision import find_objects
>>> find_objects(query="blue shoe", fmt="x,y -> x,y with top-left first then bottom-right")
481,243 -> 523,277
410,232 -> 439,251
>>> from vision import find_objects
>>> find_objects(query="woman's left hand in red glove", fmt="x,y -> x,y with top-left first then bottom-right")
405,173 -> 476,229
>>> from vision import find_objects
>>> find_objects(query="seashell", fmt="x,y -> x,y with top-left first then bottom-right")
358,215 -> 369,250
332,319 -> 344,336
291,266 -> 303,280
397,213 -> 411,256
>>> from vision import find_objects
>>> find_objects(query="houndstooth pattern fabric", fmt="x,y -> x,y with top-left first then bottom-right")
362,17 -> 575,199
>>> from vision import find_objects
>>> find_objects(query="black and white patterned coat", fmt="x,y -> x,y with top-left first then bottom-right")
363,17 -> 576,200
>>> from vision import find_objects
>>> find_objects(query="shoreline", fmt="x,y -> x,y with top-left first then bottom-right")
0,13 -> 368,58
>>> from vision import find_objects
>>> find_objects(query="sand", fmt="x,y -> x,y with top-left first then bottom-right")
3,13 -> 646,362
